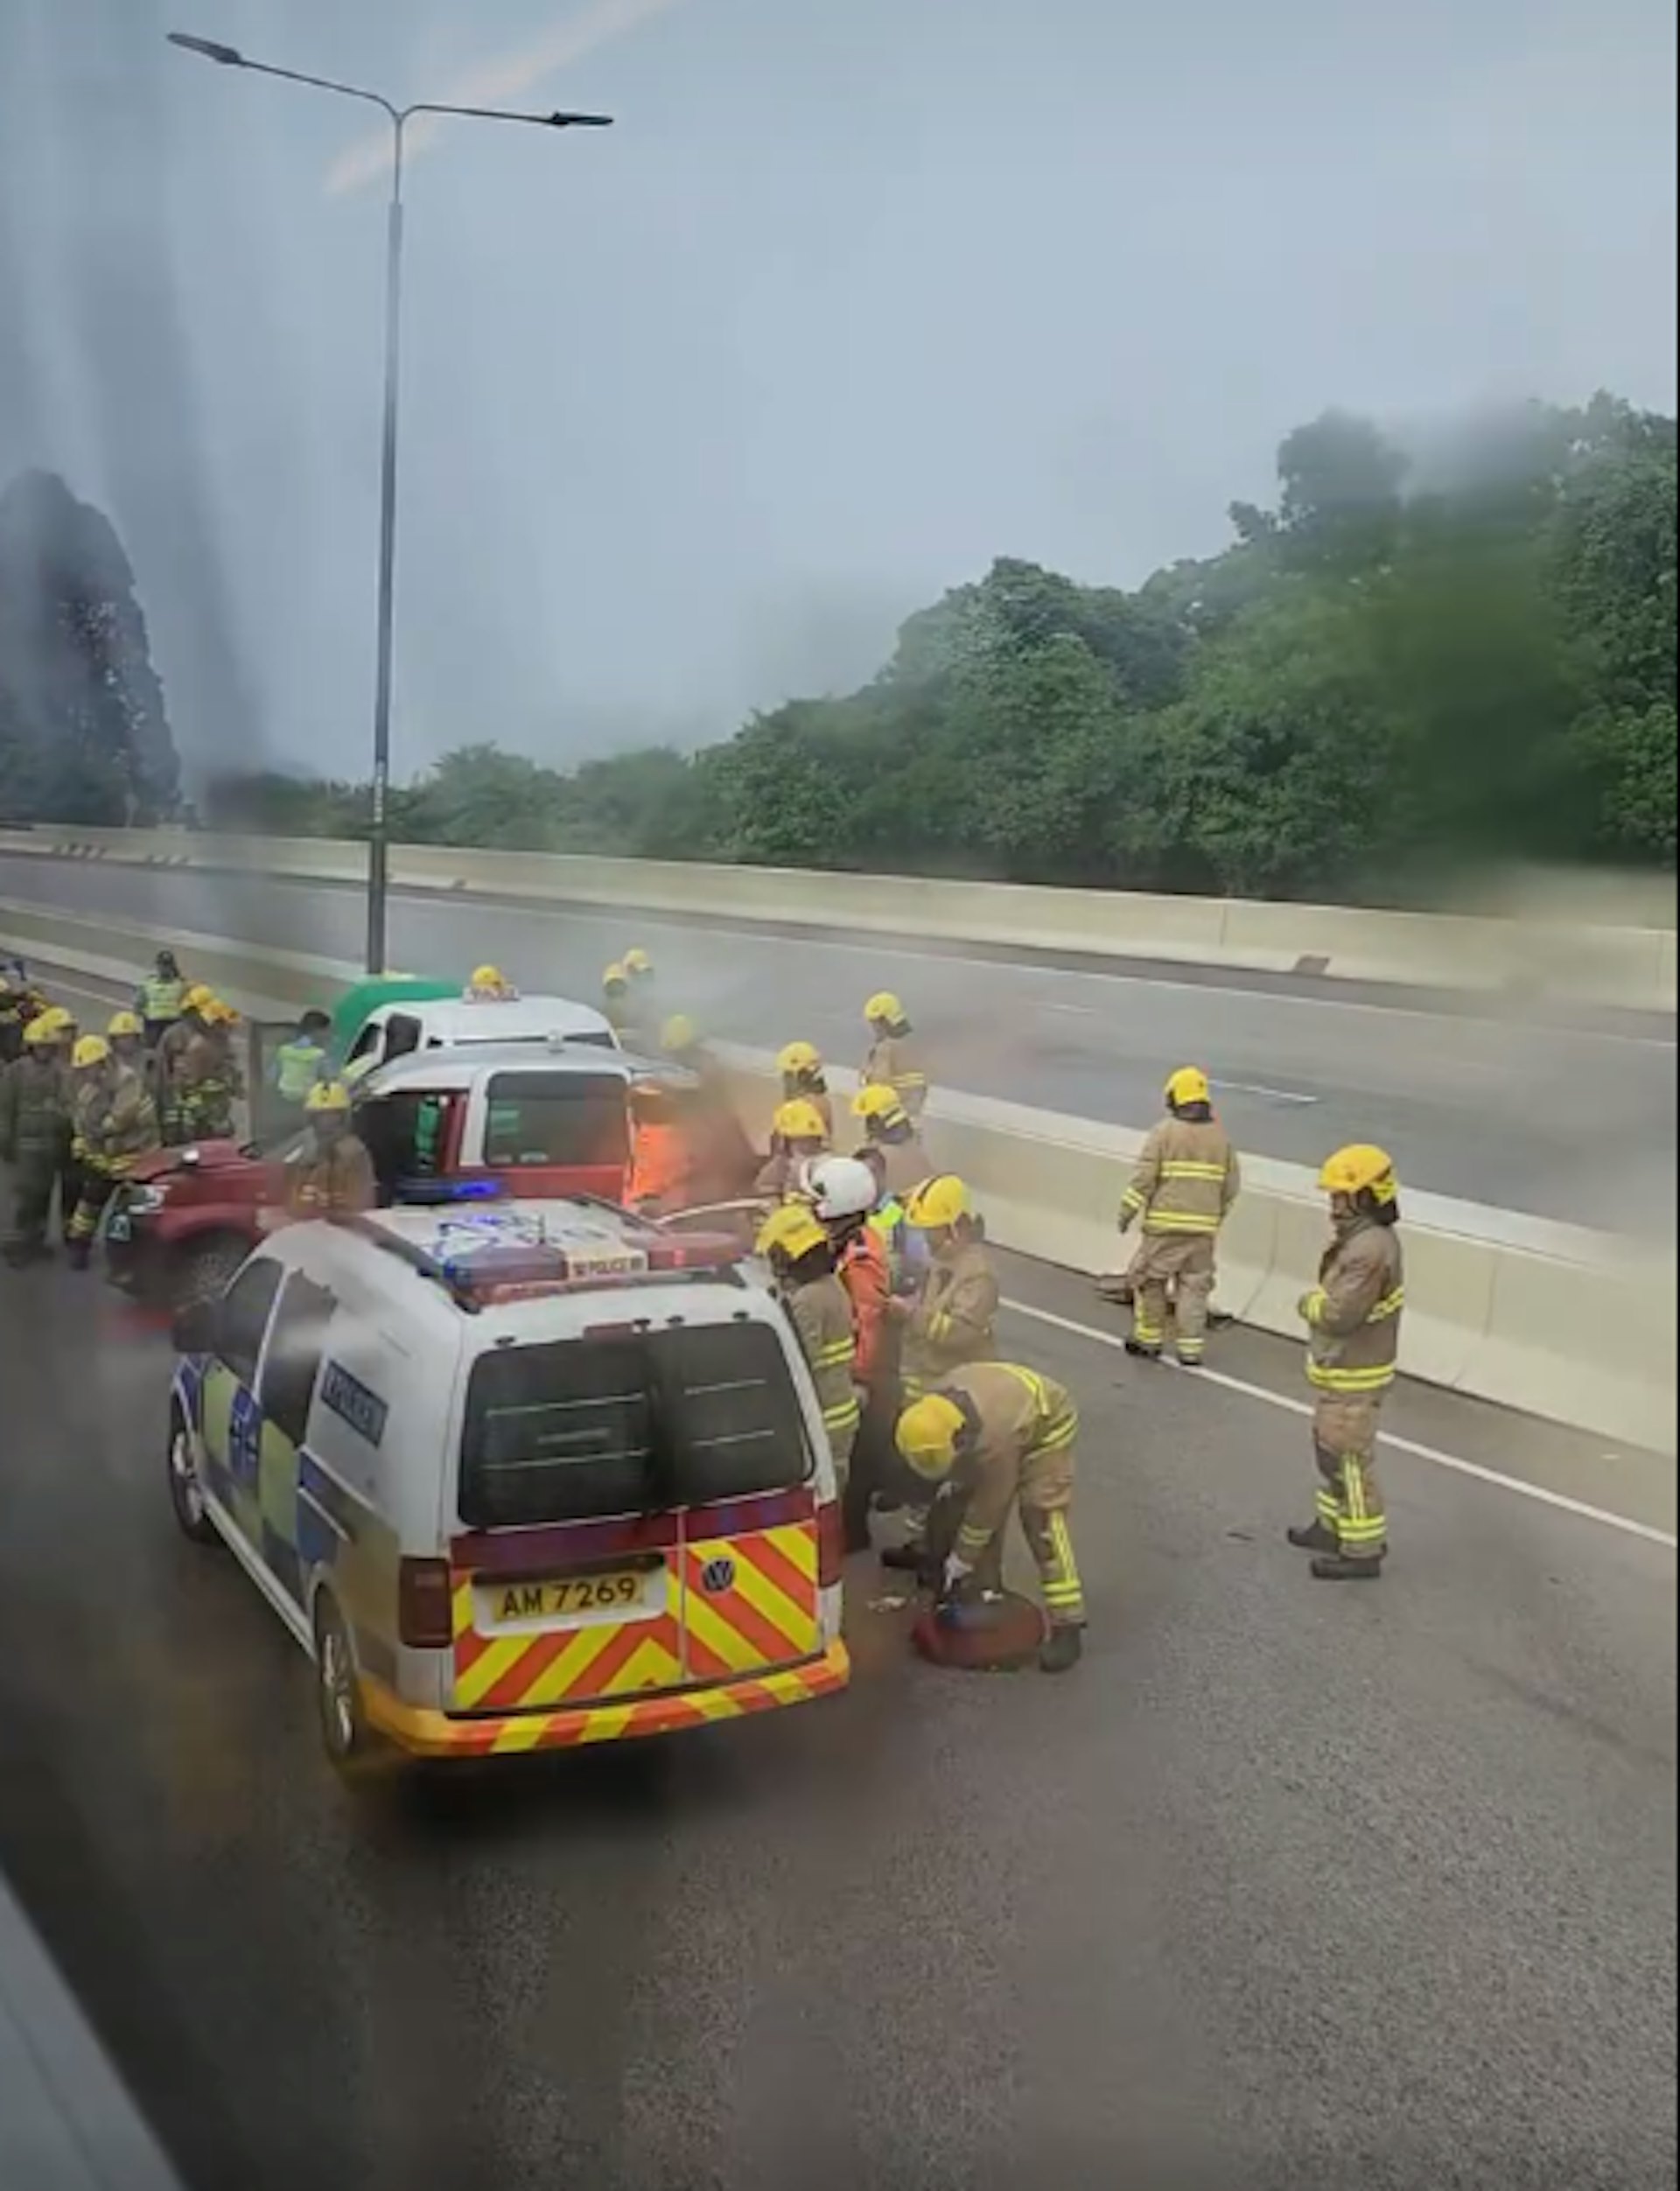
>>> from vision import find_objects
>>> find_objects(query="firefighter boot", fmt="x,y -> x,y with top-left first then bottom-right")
1039,1625 -> 1083,1674
1310,1554 -> 1384,1583
1124,1339 -> 1161,1362
1287,1521 -> 1338,1553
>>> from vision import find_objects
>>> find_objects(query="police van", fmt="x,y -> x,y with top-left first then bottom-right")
166,1200 -> 850,1769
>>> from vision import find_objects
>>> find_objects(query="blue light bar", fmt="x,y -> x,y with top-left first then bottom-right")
396,1176 -> 507,1206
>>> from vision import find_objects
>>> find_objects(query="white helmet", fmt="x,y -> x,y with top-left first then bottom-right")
799,1154 -> 878,1222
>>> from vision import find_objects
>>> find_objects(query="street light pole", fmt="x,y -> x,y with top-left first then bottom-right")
166,33 -> 612,974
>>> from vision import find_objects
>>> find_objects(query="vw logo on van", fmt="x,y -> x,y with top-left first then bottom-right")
701,1557 -> 736,1595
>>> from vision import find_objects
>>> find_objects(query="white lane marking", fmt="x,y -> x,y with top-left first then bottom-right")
1042,1001 -> 1098,1018
1001,1297 -> 1679,1551
1211,1078 -> 1320,1106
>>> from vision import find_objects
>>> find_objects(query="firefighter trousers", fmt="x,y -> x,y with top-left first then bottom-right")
68,1166 -> 120,1244
1130,1234 -> 1216,1362
929,1487 -> 1088,1628
1312,1393 -> 1388,1562
5,1151 -> 60,1257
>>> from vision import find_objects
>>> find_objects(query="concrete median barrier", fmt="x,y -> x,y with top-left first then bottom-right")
5,900 -> 1673,1456
2,827 -> 1672,1011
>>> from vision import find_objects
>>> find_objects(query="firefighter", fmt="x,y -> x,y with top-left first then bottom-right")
802,1155 -> 890,1548
184,999 -> 245,1139
850,1083 -> 930,1199
758,1200 -> 860,1494
157,984 -> 215,1133
1111,1066 -> 1242,1368
270,1009 -> 332,1125
282,1082 -> 378,1220
0,1012 -> 74,1266
755,1096 -> 830,1198
601,962 -> 636,1039
895,1364 -> 1086,1673
881,1174 -> 1001,1572
466,963 -> 518,1000
65,1034 -> 160,1268
860,990 -> 928,1118
106,1011 -> 147,1068
0,964 -> 47,1064
777,1040 -> 834,1139
623,947 -> 656,1019
1288,1144 -> 1404,1582
135,949 -> 189,1048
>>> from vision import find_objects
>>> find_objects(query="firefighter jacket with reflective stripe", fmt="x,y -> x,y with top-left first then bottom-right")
1121,1115 -> 1241,1236
862,1028 -> 928,1116
0,1053 -> 70,1163
943,1362 -> 1079,1564
902,1239 -> 999,1391
786,1273 -> 860,1464
137,975 -> 188,1024
75,1066 -> 159,1173
1302,1217 -> 1404,1396
272,1037 -> 328,1104
284,1133 -> 378,1219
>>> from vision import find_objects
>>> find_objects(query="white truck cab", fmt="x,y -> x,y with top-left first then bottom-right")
167,1199 -> 850,1768
344,990 -> 620,1081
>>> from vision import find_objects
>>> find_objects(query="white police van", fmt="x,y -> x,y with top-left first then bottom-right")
166,1199 -> 850,1769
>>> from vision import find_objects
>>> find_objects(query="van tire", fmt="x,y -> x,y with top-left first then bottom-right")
166,1406 -> 220,1545
312,1595 -> 369,1770
175,1234 -> 248,1310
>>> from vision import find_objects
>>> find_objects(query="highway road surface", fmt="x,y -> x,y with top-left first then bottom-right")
1,851 -> 1675,1232
0,1246 -> 1673,2191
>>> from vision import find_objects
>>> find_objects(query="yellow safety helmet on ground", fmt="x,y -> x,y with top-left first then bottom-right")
756,1202 -> 829,1264
624,947 -> 654,976
107,1011 -> 144,1038
184,984 -> 215,1012
895,1392 -> 968,1480
864,990 -> 905,1025
1165,1065 -> 1211,1110
72,1034 -> 111,1069
661,1014 -> 699,1054
905,1174 -> 973,1230
773,1096 -> 829,1143
851,1083 -> 908,1126
23,1013 -> 60,1046
602,962 -> 629,992
1319,1144 -> 1398,1205
777,1040 -> 822,1078
305,1080 -> 354,1115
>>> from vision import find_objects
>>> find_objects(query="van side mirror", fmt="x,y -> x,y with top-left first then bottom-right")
172,1300 -> 220,1356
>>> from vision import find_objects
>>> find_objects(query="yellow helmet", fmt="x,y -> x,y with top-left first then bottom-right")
602,962 -> 629,992
38,1006 -> 75,1034
1165,1065 -> 1211,1110
905,1174 -> 972,1230
864,990 -> 905,1025
895,1393 -> 967,1480
184,984 -> 215,1012
206,999 -> 242,1026
305,1080 -> 354,1115
72,1034 -> 111,1069
107,1011 -> 144,1038
851,1083 -> 907,1126
624,947 -> 654,976
777,1040 -> 822,1078
756,1202 -> 829,1264
469,963 -> 507,992
661,1014 -> 699,1053
22,1013 -> 61,1046
1319,1144 -> 1398,1206
773,1096 -> 829,1143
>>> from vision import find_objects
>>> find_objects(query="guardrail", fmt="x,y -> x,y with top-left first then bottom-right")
2,826 -> 1674,1012
6,894 -> 1674,1456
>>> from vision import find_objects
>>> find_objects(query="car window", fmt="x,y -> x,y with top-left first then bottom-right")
359,1091 -> 456,1196
218,1257 -> 284,1388
383,1012 -> 423,1061
346,1020 -> 382,1065
258,1272 -> 337,1446
481,1072 -> 629,1170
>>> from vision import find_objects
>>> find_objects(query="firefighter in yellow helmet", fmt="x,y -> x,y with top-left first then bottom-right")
66,1032 -> 160,1267
881,1175 -> 1001,1574
1106,1066 -> 1241,1367
896,1367 -> 1085,1672
850,1081 -> 929,1199
0,1012 -> 74,1265
106,1010 -> 147,1068
466,963 -> 516,1000
282,1082 -> 378,1222
755,1096 -> 831,1199
776,1040 -> 834,1139
758,1201 -> 860,1494
1288,1144 -> 1404,1581
860,990 -> 928,1118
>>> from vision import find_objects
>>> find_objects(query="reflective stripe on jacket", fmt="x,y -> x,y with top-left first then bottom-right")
139,976 -> 187,1023
944,1361 -> 1079,1567
902,1239 -> 999,1392
273,1039 -> 328,1104
786,1274 -> 860,1466
1302,1217 -> 1404,1396
1121,1115 -> 1241,1236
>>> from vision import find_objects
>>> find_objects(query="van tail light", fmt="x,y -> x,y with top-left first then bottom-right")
398,1557 -> 454,1648
816,1500 -> 844,1591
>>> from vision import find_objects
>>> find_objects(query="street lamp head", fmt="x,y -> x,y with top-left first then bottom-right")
544,110 -> 615,128
166,31 -> 245,65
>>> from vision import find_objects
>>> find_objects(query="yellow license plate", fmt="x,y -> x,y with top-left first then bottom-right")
489,1571 -> 648,1623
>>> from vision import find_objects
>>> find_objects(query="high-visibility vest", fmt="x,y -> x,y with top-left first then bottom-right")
273,1038 -> 327,1104
140,976 -> 187,1023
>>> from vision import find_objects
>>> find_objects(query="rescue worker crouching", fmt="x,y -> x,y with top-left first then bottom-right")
896,1366 -> 1086,1673
0,1012 -> 74,1266
66,1033 -> 160,1269
135,950 -> 189,1048
1288,1144 -> 1404,1582
777,1040 -> 834,1139
281,1082 -> 378,1222
880,1174 -> 1001,1574
1112,1066 -> 1240,1368
860,991 -> 928,1119
756,1096 -> 830,1199
757,1200 -> 860,1496
850,1082 -> 929,1200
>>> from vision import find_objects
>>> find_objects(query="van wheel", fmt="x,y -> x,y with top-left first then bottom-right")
175,1235 -> 247,1309
167,1409 -> 219,1544
312,1597 -> 368,1768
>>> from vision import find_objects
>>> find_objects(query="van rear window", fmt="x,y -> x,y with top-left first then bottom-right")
458,1322 -> 810,1529
482,1071 -> 629,1171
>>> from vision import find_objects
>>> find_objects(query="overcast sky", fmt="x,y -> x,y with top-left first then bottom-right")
1,0 -> 1675,780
